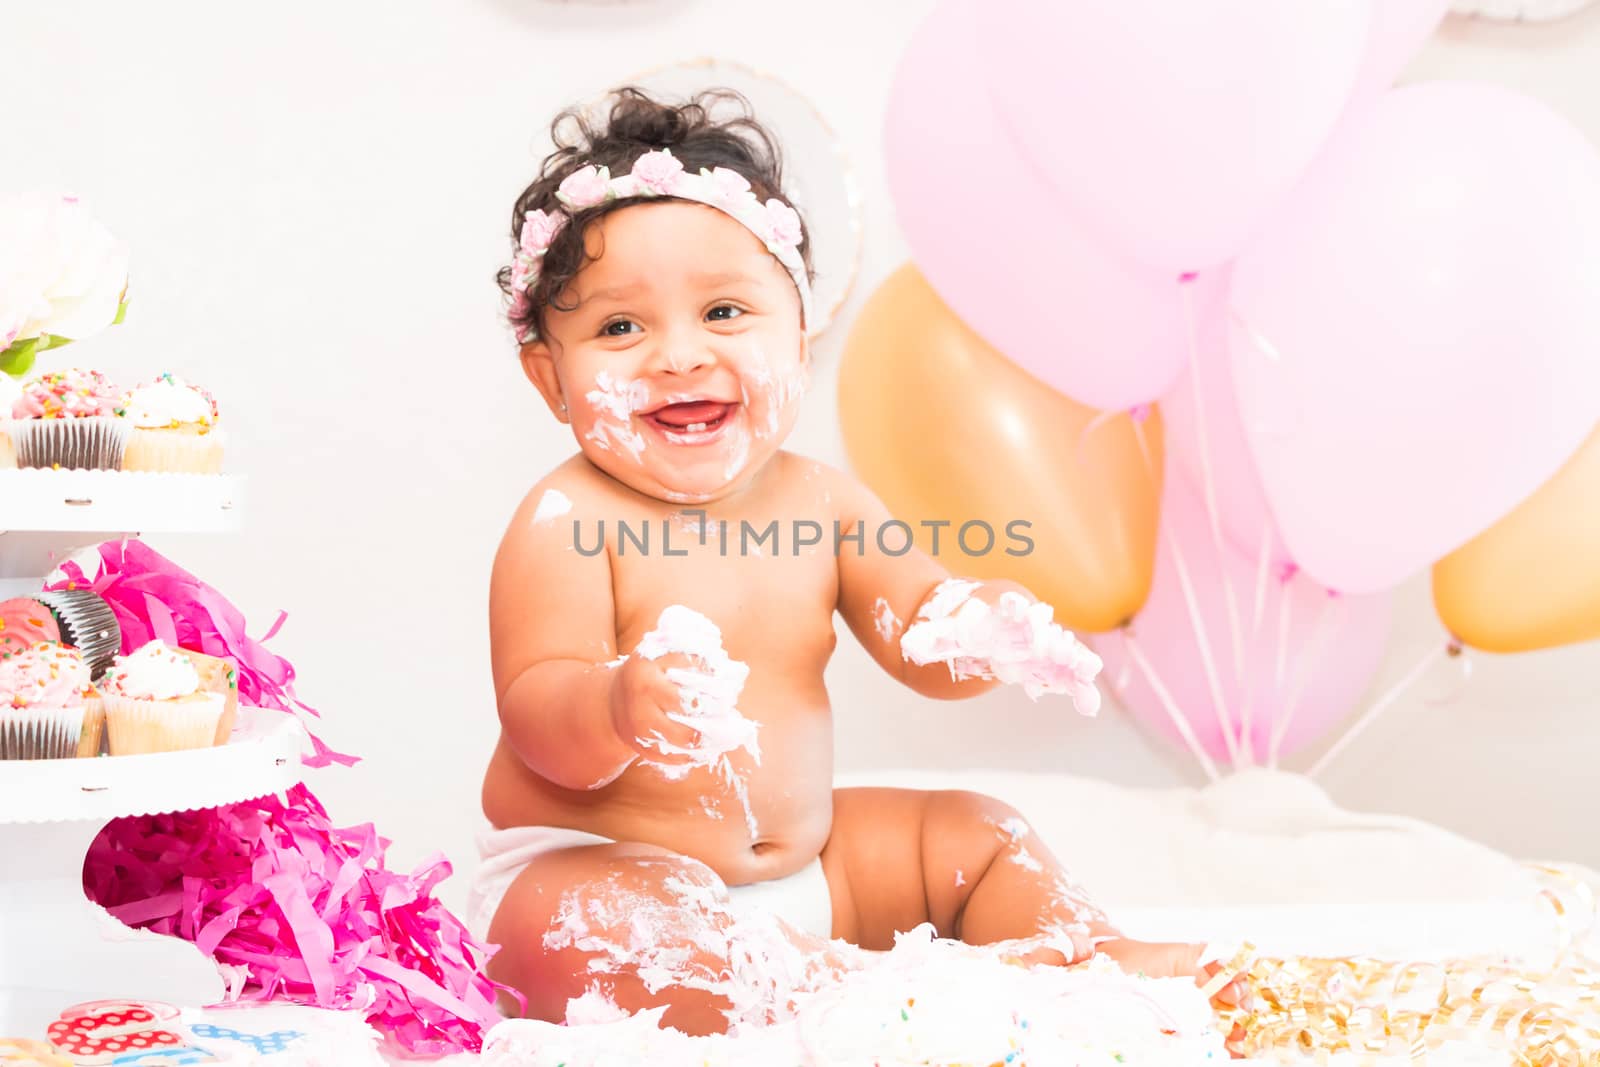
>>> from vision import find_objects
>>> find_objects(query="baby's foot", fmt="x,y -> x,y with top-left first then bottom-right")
1097,938 -> 1245,1007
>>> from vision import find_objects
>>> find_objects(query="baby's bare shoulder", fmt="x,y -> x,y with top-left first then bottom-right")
496,458 -> 615,565
775,453 -> 880,522
506,458 -> 613,530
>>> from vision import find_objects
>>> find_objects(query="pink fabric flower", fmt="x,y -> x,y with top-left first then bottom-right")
556,165 -> 612,209
704,166 -> 754,208
518,208 -> 564,255
631,150 -> 684,196
762,199 -> 803,249
509,253 -> 535,294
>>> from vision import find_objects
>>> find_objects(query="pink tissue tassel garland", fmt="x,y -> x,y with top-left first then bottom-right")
47,540 -> 505,1055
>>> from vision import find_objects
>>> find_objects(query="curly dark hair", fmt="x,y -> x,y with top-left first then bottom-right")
497,87 -> 813,343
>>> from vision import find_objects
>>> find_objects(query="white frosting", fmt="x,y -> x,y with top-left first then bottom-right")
530,488 -> 572,525
900,581 -> 1104,713
121,375 -> 216,429
871,596 -> 902,643
487,923 -> 1227,1066
631,605 -> 760,777
583,371 -> 648,458
104,639 -> 200,700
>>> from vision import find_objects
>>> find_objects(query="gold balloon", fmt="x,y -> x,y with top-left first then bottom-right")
1433,422 -> 1600,653
837,264 -> 1163,633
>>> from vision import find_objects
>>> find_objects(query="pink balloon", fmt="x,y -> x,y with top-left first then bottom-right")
1160,275 -> 1291,572
1229,83 -> 1600,594
885,0 -> 1198,411
1350,0 -> 1450,104
1092,477 -> 1392,765
975,0 -> 1371,272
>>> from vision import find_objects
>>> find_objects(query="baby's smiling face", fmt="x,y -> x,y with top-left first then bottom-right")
521,201 -> 810,505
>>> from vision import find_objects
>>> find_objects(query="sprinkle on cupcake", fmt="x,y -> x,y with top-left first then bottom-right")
117,372 -> 220,432
13,369 -> 121,419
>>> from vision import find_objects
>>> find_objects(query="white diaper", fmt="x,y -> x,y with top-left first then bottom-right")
466,824 -> 834,944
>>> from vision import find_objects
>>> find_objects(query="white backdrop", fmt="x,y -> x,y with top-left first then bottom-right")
5,2 -> 1598,910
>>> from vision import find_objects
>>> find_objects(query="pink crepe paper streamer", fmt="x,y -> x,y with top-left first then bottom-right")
43,538 -> 356,768
84,784 -> 508,1055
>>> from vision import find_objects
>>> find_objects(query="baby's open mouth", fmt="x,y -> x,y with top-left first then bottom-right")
643,400 -> 736,442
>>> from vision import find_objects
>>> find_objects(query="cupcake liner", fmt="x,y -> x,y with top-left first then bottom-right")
11,416 -> 132,471
182,649 -> 239,745
103,691 -> 224,754
0,704 -> 87,760
78,697 -> 105,757
31,589 -> 121,679
122,425 -> 226,474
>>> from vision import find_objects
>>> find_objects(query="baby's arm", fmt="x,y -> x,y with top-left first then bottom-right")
830,470 -> 1030,699
489,480 -> 639,791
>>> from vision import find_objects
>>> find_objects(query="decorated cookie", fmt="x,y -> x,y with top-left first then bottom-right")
185,1024 -> 303,1057
46,1002 -> 184,1065
0,1037 -> 72,1066
108,1050 -> 217,1066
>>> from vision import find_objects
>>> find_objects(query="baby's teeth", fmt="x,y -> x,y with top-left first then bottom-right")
686,422 -> 708,432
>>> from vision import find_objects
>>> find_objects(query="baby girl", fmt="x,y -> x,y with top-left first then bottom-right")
473,88 -> 1227,1035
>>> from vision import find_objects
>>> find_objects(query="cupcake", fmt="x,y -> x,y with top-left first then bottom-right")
27,589 -> 121,678
118,372 -> 224,473
9,368 -> 131,470
0,372 -> 20,469
186,648 -> 240,744
0,642 -> 96,760
0,597 -> 61,659
101,640 -> 225,754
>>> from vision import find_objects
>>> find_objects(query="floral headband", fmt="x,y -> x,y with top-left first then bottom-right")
509,148 -> 812,341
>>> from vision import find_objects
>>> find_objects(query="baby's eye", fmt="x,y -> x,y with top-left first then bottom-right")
706,305 -> 744,322
602,319 -> 639,337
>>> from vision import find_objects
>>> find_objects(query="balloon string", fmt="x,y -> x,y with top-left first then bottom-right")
1268,573 -> 1293,769
1182,280 -> 1248,696
1268,592 -> 1341,766
1237,522 -> 1276,765
1122,629 -> 1221,782
1426,642 -> 1474,708
1133,418 -> 1242,768
1076,408 -> 1120,464
1308,642 -> 1450,780
1252,520 -> 1273,637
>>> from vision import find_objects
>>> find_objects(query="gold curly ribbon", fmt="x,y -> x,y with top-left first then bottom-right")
1202,864 -> 1600,1064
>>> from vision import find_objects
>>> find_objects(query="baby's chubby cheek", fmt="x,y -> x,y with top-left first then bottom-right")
735,353 -> 810,442
573,369 -> 650,460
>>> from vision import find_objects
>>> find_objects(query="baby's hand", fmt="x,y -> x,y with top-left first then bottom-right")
607,652 -> 703,766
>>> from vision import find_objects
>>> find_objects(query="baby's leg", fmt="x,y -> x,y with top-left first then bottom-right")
824,788 -> 1211,979
486,840 -> 846,1036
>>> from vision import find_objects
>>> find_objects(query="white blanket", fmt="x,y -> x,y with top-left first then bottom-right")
413,769 -> 1594,1066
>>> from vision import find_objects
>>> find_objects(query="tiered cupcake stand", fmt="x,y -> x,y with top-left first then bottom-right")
0,469 -> 306,1037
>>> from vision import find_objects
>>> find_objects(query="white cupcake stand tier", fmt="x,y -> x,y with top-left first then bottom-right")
0,469 -> 287,1038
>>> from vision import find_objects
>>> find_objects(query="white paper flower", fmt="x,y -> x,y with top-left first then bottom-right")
0,192 -> 129,351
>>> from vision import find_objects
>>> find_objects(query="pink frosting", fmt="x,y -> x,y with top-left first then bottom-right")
14,368 -> 121,419
0,642 -> 93,711
0,599 -> 61,659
